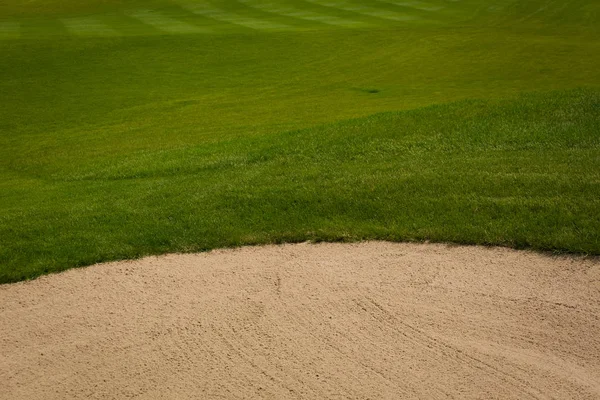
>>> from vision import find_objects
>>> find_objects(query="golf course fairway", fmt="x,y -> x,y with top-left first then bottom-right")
1,0 -> 599,282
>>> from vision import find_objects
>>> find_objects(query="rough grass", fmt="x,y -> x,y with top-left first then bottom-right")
1,0 -> 599,282
1,89 -> 599,282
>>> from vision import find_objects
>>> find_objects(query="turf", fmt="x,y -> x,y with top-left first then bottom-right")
1,0 -> 599,282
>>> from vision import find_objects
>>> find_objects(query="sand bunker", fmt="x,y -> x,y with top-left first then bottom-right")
1,242 -> 599,399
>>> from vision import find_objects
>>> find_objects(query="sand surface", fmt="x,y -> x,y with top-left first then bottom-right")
1,242 -> 599,399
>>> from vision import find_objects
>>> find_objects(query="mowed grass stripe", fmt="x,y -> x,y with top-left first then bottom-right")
304,0 -> 419,21
238,0 -> 367,27
371,0 -> 456,23
61,17 -> 119,36
0,21 -> 20,39
101,13 -> 166,36
180,2 -> 292,30
376,0 -> 443,12
128,9 -> 209,34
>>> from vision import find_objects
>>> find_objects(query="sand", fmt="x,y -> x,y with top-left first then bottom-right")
1,242 -> 599,399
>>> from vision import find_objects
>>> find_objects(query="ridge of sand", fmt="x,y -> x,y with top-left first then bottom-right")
1,242 -> 599,399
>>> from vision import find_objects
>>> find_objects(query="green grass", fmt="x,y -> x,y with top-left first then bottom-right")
1,0 -> 599,282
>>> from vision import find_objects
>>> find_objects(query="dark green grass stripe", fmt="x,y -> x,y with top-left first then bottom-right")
18,17 -> 69,39
0,21 -> 20,39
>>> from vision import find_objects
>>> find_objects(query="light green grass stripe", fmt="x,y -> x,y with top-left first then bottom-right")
128,10 -> 209,34
305,0 -> 419,21
376,0 -> 443,12
238,0 -> 367,27
61,17 -> 119,36
180,2 -> 291,30
0,21 -> 20,39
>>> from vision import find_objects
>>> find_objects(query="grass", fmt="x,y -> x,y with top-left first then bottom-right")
1,0 -> 599,282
